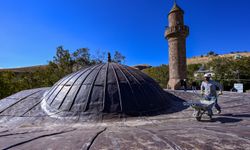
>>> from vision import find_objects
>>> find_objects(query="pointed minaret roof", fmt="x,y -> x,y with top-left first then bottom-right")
169,0 -> 184,14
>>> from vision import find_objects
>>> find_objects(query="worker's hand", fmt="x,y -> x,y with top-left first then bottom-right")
201,91 -> 204,96
218,91 -> 223,95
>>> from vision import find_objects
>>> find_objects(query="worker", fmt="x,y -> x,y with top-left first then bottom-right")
201,73 -> 223,114
180,79 -> 187,91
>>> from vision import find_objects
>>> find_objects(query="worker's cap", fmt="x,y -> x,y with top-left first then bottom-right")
204,73 -> 211,78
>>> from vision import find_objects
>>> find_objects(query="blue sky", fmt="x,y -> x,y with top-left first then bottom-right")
0,0 -> 250,68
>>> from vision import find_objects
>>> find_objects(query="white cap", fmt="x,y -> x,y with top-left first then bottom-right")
204,73 -> 211,78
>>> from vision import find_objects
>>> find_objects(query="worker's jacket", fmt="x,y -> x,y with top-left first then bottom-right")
201,80 -> 222,98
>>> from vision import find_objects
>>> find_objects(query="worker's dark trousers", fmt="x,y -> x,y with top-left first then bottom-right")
214,98 -> 221,111
204,96 -> 221,111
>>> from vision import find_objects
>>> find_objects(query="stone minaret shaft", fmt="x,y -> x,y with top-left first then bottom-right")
165,2 -> 189,90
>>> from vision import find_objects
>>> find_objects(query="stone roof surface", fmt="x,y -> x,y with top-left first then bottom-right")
0,88 -> 249,149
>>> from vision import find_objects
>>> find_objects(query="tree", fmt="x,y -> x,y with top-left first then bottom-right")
0,47 -> 129,99
113,51 -> 126,64
92,50 -> 107,64
207,57 -> 250,91
207,51 -> 218,56
50,46 -> 74,78
143,65 -> 169,88
0,71 -> 15,98
72,48 -> 91,70
187,64 -> 202,83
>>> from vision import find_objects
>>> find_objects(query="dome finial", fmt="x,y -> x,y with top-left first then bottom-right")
108,52 -> 111,62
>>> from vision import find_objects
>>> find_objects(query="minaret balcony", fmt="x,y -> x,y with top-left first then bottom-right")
165,25 -> 189,38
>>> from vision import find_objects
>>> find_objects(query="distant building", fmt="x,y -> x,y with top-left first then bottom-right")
234,54 -> 243,60
194,65 -> 214,79
132,64 -> 152,70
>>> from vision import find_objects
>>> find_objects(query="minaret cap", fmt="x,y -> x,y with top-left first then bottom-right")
169,0 -> 184,14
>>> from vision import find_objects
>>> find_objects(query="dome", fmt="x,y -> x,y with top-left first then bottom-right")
41,63 -> 170,117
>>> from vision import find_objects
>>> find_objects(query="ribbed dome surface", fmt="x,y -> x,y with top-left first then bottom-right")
42,63 -> 169,117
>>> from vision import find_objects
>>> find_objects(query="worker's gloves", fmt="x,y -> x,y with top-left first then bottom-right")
218,91 -> 223,95
201,91 -> 204,96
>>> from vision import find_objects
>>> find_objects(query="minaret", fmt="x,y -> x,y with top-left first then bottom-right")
165,1 -> 189,90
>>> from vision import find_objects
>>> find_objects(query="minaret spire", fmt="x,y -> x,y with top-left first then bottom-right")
169,0 -> 184,14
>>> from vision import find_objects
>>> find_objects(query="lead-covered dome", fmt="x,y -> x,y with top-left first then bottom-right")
41,63 -> 170,117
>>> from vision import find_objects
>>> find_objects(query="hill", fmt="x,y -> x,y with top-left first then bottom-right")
187,52 -> 250,65
0,65 -> 47,73
1,52 -> 250,72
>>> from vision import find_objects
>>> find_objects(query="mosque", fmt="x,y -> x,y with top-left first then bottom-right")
0,2 -> 249,149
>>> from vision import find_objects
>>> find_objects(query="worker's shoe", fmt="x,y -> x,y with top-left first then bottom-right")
217,110 -> 221,114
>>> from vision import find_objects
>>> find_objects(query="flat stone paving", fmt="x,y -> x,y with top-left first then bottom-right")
0,88 -> 249,150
